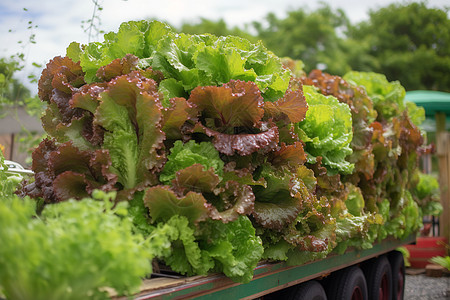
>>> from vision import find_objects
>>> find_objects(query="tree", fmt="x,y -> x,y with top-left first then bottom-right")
0,58 -> 31,113
0,57 -> 45,164
251,4 -> 356,75
0,57 -> 43,118
348,2 -> 450,91
178,18 -> 257,43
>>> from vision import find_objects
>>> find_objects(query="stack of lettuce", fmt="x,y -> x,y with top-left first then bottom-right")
1,20 -> 442,298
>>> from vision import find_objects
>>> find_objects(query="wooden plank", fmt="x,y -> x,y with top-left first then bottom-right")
435,112 -> 449,242
445,133 -> 450,242
437,131 -> 450,242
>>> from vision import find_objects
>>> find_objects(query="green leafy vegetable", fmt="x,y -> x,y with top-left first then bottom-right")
343,71 -> 406,121
197,216 -> 264,283
295,85 -> 354,175
159,140 -> 224,184
147,215 -> 214,276
94,71 -> 165,190
0,191 -> 152,300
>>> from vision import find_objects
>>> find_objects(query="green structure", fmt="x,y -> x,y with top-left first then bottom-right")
406,90 -> 450,132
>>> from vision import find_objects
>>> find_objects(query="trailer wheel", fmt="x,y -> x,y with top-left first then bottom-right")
388,251 -> 405,300
286,280 -> 327,300
326,266 -> 368,300
364,255 -> 392,300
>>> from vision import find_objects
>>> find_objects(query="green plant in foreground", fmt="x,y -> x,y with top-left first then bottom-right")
430,256 -> 450,271
396,246 -> 411,267
0,190 -> 152,300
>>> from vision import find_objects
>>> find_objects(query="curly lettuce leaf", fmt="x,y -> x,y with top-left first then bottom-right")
188,80 -> 264,131
295,85 -> 354,175
283,194 -> 335,251
95,53 -> 140,82
269,142 -> 307,171
145,179 -> 255,226
261,239 -> 293,261
147,215 -> 214,276
301,70 -> 377,184
19,139 -> 117,203
73,20 -> 172,83
204,181 -> 256,223
127,191 -> 155,236
344,71 -> 406,121
331,183 -> 384,253
153,32 -> 290,99
414,172 -> 442,216
69,20 -> 291,100
161,97 -> 197,140
345,183 -> 365,216
0,192 -> 152,300
263,88 -> 308,124
38,56 -> 85,103
38,57 -> 100,148
148,214 -> 263,283
94,72 -> 165,190
159,79 -> 188,107
222,162 -> 267,188
303,69 -> 377,124
197,216 -> 264,283
416,173 -> 440,200
171,164 -> 221,195
143,185 -> 210,225
159,140 -> 224,184
383,190 -> 422,240
252,164 -> 316,231
192,121 -> 279,156
405,101 -> 425,127
194,42 -> 258,84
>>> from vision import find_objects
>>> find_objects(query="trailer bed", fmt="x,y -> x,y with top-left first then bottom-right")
116,235 -> 415,300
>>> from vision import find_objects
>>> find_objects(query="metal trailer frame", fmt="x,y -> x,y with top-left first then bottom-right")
120,235 -> 415,300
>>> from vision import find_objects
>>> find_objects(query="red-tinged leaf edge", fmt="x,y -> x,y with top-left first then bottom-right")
269,142 -> 307,171
206,181 -> 255,223
171,164 -> 220,196
286,235 -> 330,253
223,162 -> 267,188
143,185 -> 210,224
38,56 -> 85,103
96,54 -> 140,82
302,69 -> 377,122
252,197 -> 301,231
52,171 -> 90,201
20,139 -> 118,203
95,71 -> 167,187
191,121 -> 279,156
263,88 -> 308,124
162,97 -> 198,140
188,80 -> 265,130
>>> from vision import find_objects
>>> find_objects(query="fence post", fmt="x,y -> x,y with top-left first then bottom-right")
436,112 -> 449,242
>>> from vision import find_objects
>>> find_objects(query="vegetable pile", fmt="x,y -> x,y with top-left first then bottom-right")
0,20 -> 442,298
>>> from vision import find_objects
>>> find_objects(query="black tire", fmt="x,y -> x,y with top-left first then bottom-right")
326,265 -> 368,300
388,251 -> 405,300
286,280 -> 327,300
363,255 -> 393,300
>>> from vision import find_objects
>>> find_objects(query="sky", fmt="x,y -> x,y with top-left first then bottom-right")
0,0 -> 448,94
